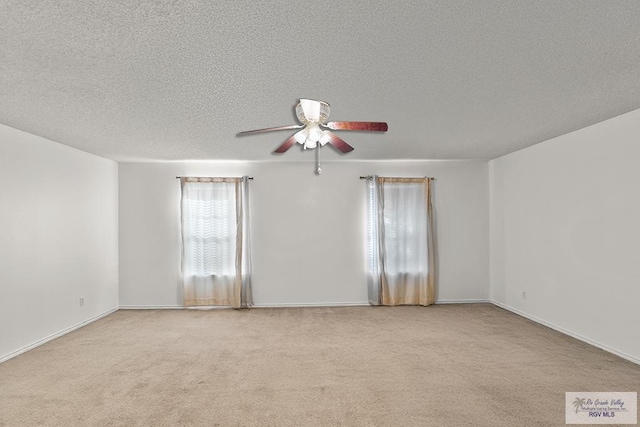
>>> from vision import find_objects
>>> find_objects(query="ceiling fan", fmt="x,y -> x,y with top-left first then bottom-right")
237,99 -> 388,154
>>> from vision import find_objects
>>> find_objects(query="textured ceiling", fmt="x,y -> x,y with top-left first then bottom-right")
1,1 -> 640,162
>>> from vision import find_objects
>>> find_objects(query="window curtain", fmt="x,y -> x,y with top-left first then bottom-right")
180,177 -> 252,308
367,176 -> 435,306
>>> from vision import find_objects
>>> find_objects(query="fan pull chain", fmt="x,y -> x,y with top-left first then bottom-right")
315,146 -> 322,175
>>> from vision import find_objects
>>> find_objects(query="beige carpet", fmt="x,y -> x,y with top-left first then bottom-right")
1,304 -> 638,426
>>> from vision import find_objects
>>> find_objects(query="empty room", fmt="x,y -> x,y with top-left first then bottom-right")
1,1 -> 639,426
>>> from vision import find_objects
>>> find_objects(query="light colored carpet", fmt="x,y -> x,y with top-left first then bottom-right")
0,304 -> 638,426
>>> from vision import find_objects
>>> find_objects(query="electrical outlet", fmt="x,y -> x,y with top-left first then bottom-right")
80,297 -> 85,306
522,291 -> 527,300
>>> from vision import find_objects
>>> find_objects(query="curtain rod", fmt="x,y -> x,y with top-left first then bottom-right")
359,176 -> 435,180
176,176 -> 254,180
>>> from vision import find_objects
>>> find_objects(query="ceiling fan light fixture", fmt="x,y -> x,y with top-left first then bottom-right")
237,98 -> 388,161
296,123 -> 327,149
296,100 -> 330,124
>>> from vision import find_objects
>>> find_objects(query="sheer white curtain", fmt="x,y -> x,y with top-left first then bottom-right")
367,176 -> 435,306
180,177 -> 252,308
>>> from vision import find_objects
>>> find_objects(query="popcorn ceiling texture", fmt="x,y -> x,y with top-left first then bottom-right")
1,1 -> 640,161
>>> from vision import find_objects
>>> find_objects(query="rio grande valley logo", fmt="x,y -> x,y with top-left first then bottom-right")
566,392 -> 637,424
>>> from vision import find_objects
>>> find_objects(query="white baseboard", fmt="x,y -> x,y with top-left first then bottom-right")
120,301 -> 490,309
119,305 -> 184,309
256,300 -> 490,307
0,307 -> 118,364
436,299 -> 489,304
253,302 -> 370,308
120,303 -> 371,309
491,300 -> 640,366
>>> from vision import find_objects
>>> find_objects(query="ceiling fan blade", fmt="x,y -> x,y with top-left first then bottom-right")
237,124 -> 302,136
324,121 -> 388,132
299,99 -> 321,122
325,131 -> 354,153
273,134 -> 299,154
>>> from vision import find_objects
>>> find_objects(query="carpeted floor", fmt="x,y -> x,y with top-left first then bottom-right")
0,304 -> 638,426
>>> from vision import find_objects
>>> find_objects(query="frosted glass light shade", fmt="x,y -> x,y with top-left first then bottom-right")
295,128 -> 308,144
296,100 -> 330,124
319,131 -> 331,146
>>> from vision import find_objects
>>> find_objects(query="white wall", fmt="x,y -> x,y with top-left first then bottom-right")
119,160 -> 489,307
489,109 -> 640,363
0,124 -> 118,361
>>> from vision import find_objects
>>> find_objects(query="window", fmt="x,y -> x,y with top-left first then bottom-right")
182,182 -> 236,277
180,177 -> 252,308
366,176 -> 435,306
